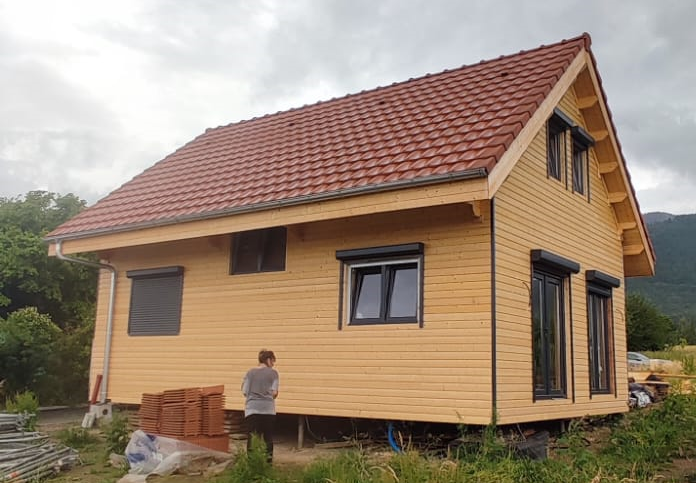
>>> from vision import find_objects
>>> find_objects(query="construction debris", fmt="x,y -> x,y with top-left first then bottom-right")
120,430 -> 232,483
0,412 -> 79,481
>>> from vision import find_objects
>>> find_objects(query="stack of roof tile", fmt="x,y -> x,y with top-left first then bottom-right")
160,388 -> 202,437
138,385 -> 229,452
201,385 -> 226,436
139,393 -> 163,434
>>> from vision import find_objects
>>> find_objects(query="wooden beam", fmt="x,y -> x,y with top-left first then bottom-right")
581,51 -> 654,276
598,162 -> 618,174
608,192 -> 627,204
469,200 -> 482,218
590,129 -> 609,141
624,244 -> 645,256
617,221 -> 637,234
577,95 -> 598,109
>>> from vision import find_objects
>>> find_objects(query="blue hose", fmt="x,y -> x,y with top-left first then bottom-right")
387,422 -> 402,453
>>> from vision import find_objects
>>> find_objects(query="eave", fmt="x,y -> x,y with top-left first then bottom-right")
47,174 -> 489,255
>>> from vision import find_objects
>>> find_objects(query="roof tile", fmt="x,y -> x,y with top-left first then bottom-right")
49,34 -> 591,238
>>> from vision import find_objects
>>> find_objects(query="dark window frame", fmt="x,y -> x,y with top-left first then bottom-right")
530,249 -> 579,401
586,270 -> 620,396
572,140 -> 588,195
547,121 -> 566,181
127,266 -> 184,336
336,243 -> 424,327
587,285 -> 613,395
230,226 -> 287,274
571,126 -> 595,199
547,109 -> 573,182
532,268 -> 568,399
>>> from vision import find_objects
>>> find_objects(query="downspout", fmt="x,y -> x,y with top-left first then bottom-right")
55,240 -> 116,404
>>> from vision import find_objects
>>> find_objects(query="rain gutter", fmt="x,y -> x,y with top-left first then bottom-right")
55,240 -> 116,404
45,168 -> 489,242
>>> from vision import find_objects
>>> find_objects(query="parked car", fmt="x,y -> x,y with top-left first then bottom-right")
627,351 -> 651,371
627,351 -> 675,372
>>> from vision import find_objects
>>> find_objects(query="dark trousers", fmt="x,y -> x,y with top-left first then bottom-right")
245,414 -> 275,461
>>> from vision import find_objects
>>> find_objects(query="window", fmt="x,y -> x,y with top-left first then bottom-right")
572,141 -> 587,194
127,266 -> 184,336
231,227 -> 287,274
547,122 -> 565,181
532,270 -> 566,397
571,126 -> 595,197
530,249 -> 579,399
336,243 -> 424,326
547,109 -> 573,181
586,270 -> 620,395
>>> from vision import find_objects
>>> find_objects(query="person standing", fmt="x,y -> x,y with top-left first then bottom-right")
241,349 -> 279,462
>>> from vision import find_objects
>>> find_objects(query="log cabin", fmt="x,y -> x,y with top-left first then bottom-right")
47,33 -> 654,426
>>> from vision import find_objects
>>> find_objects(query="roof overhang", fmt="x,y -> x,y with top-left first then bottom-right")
47,171 -> 489,255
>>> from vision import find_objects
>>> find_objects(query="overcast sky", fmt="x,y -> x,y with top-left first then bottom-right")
1,0 -> 694,214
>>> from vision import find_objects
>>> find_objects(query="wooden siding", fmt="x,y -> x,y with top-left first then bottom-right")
494,86 -> 628,424
89,203 -> 493,424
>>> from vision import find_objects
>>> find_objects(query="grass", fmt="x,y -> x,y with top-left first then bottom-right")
44,393 -> 696,483
214,393 -> 696,483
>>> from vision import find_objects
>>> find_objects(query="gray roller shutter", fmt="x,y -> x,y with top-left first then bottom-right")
127,266 -> 184,336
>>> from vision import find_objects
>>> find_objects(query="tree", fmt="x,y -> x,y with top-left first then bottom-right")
0,191 -> 96,328
0,191 -> 97,404
0,307 -> 61,397
626,293 -> 677,351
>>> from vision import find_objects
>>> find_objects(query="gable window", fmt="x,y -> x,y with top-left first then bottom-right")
127,266 -> 184,336
336,243 -> 424,326
547,109 -> 573,181
572,141 -> 587,194
572,126 -> 595,197
586,270 -> 620,395
231,227 -> 287,274
531,250 -> 579,399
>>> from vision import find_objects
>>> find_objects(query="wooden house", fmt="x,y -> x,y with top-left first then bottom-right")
47,34 -> 654,425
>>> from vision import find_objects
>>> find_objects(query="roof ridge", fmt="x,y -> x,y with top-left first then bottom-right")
205,33 -> 591,134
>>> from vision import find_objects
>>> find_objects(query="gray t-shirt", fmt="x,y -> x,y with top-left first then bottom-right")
242,366 -> 279,417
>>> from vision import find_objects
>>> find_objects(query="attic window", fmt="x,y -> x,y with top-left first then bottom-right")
231,227 -> 287,274
547,109 -> 573,181
571,126 -> 595,197
127,266 -> 184,336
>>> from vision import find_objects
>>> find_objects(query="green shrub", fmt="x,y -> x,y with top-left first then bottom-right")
5,390 -> 39,431
57,426 -> 99,449
102,412 -> 131,455
225,435 -> 277,483
0,308 -> 61,402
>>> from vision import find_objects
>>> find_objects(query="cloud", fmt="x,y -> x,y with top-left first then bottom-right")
0,0 -> 694,214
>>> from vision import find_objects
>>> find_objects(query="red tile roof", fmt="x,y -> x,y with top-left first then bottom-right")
48,34 -> 592,239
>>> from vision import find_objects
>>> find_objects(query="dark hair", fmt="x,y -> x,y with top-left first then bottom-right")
258,349 -> 276,364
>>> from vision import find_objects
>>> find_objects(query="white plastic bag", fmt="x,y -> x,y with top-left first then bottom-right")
123,430 -> 232,479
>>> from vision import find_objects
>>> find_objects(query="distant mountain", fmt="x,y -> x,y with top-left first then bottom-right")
643,212 -> 676,224
628,212 -> 696,319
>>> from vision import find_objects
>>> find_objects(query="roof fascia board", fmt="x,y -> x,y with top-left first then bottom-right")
487,50 -> 588,196
581,51 -> 655,275
48,175 -> 489,255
